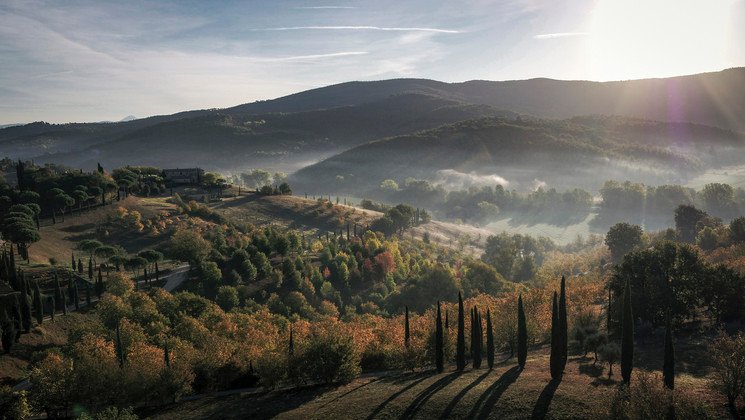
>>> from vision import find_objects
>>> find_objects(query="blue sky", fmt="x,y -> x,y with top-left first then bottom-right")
1,0 -> 743,124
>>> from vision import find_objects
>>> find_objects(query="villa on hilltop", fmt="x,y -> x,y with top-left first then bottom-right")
162,167 -> 204,185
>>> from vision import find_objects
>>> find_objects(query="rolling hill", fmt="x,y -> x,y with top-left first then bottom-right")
291,115 -> 745,194
1,68 -> 744,174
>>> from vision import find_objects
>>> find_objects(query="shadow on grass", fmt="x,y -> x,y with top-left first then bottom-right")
530,378 -> 560,420
318,377 -> 381,409
398,371 -> 462,420
590,376 -> 617,387
364,374 -> 430,420
579,362 -> 603,378
439,370 -> 491,419
468,365 -> 522,420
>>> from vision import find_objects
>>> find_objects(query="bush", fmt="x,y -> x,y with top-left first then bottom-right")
710,331 -> 745,407
255,350 -> 288,389
296,330 -> 360,384
600,372 -> 715,419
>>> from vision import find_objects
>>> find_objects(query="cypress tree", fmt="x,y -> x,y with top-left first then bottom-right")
607,288 -> 612,334
559,276 -> 568,372
164,344 -> 171,368
116,322 -> 125,368
473,307 -> 482,369
470,307 -> 476,362
33,281 -> 43,325
72,281 -> 80,311
88,258 -> 93,280
289,326 -> 294,356
456,292 -> 466,371
486,309 -> 494,369
20,274 -> 32,332
404,306 -> 410,348
550,291 -> 562,379
78,258 -> 83,274
96,267 -> 104,297
517,294 -> 527,369
663,311 -> 675,390
435,301 -> 444,373
71,253 -> 76,271
1,310 -> 15,353
621,279 -> 634,385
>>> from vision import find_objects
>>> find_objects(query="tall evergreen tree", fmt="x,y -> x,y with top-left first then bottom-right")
71,253 -> 76,271
456,292 -> 466,371
1,310 -> 15,353
88,258 -> 94,280
621,279 -> 634,385
486,308 -> 494,369
19,274 -> 32,332
663,311 -> 675,390
404,306 -> 410,348
517,294 -> 527,369
33,281 -> 43,325
473,307 -> 482,369
116,322 -> 125,368
435,301 -> 444,373
470,307 -> 476,362
559,276 -> 568,372
96,267 -> 104,297
289,326 -> 294,356
77,258 -> 83,274
550,291 -> 562,379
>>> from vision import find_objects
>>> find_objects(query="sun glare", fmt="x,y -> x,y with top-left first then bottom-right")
586,0 -> 735,81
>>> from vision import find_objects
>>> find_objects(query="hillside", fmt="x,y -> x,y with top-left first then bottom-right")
212,194 -> 492,255
145,342 -> 725,419
292,116 -> 745,194
2,68 -> 744,173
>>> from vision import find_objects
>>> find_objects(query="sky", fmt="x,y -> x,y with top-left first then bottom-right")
1,0 -> 744,124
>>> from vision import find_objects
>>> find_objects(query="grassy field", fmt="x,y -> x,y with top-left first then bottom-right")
0,311 -> 100,385
145,341 -> 726,420
27,196 -> 178,266
212,194 -> 492,255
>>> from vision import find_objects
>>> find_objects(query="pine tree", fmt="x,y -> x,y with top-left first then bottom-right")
550,291 -> 562,379
404,306 -> 410,348
663,311 -> 675,390
116,322 -> 125,368
33,281 -> 43,325
559,276 -> 568,372
435,301 -> 444,373
456,292 -> 466,370
486,308 -> 494,369
621,279 -> 634,385
517,294 -> 527,369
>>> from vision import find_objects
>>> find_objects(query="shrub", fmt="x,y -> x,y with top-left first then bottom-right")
710,331 -> 745,407
296,330 -> 360,384
255,350 -> 288,389
601,372 -> 715,419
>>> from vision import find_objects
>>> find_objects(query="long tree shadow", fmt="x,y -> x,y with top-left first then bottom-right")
398,371 -> 462,420
468,366 -> 522,420
530,378 -> 560,420
364,374 -> 429,420
439,370 -> 491,419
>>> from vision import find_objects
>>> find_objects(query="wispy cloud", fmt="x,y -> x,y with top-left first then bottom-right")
294,6 -> 357,9
534,32 -> 588,39
261,51 -> 368,61
257,26 -> 462,33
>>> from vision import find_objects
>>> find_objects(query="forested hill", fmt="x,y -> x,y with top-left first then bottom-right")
291,116 -> 745,194
1,67 -> 744,172
19,94 -> 513,172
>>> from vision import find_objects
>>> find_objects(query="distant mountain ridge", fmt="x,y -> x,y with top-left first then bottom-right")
1,67 -> 744,172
